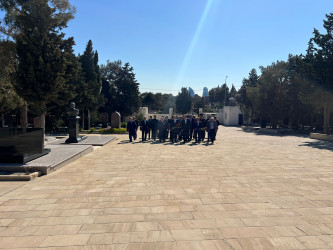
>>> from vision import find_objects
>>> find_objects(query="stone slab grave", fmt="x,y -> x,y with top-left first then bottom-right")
0,135 -> 116,180
49,135 -> 116,146
0,144 -> 93,176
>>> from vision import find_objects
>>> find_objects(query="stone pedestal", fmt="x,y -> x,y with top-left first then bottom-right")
111,112 -> 121,128
65,116 -> 86,143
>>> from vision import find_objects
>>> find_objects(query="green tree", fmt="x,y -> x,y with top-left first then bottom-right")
258,61 -> 291,128
100,60 -> 122,115
176,87 -> 192,114
0,39 -> 22,126
191,94 -> 203,114
141,92 -> 155,111
78,40 -> 103,119
1,0 -> 75,131
113,63 -> 140,117
305,13 -> 333,133
238,68 -> 259,124
208,84 -> 229,108
101,60 -> 140,117
161,94 -> 176,113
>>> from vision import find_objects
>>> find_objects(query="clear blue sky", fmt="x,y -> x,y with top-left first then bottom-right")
65,0 -> 332,95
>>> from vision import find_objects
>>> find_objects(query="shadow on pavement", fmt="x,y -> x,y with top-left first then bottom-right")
118,139 -> 215,146
299,140 -> 333,152
240,129 -> 309,138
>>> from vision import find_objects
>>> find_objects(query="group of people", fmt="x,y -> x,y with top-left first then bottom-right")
127,114 -> 219,144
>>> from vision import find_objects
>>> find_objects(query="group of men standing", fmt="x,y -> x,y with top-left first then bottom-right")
127,114 -> 219,144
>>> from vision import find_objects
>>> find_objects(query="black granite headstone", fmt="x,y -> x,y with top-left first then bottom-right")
0,128 -> 50,163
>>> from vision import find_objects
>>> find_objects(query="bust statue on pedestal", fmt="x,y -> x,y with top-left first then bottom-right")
65,102 -> 87,143
68,102 -> 79,117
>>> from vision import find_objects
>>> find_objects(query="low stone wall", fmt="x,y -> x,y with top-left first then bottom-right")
310,133 -> 333,142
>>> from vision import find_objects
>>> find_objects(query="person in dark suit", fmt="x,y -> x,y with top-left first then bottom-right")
169,115 -> 179,143
140,116 -> 150,141
181,115 -> 191,143
164,116 -> 170,139
200,113 -> 206,141
206,117 -> 218,144
133,116 -> 139,128
192,117 -> 203,143
205,115 -> 212,142
151,115 -> 158,141
127,117 -> 138,142
189,115 -> 195,140
148,116 -> 153,140
158,117 -> 168,142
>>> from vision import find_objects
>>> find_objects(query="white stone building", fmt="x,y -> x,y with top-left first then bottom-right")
218,106 -> 242,126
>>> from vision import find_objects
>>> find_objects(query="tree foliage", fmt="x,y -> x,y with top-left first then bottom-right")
0,0 -> 76,129
0,39 -> 22,114
100,60 -> 140,117
176,87 -> 192,114
77,40 -> 103,111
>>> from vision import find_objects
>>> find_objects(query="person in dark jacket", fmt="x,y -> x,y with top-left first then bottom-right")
169,115 -> 179,143
192,117 -> 203,143
181,115 -> 191,143
148,116 -> 153,140
206,117 -> 218,144
150,115 -> 158,141
158,117 -> 168,142
127,117 -> 138,142
200,113 -> 206,141
140,116 -> 150,141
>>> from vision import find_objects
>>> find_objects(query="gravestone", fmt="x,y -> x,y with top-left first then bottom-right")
111,112 -> 121,128
102,113 -> 108,128
33,116 -> 41,128
0,128 -> 50,163
65,102 -> 87,143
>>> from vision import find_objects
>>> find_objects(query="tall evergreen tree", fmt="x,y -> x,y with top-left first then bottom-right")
100,60 -> 140,117
176,87 -> 192,114
78,40 -> 102,112
1,0 -> 75,130
305,13 -> 333,133
238,68 -> 259,124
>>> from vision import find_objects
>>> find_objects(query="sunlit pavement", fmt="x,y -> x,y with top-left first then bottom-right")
0,126 -> 332,249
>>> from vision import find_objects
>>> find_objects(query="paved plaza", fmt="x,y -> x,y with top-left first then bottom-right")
0,126 -> 332,249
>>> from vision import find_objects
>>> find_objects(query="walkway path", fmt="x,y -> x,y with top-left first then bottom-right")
0,127 -> 332,249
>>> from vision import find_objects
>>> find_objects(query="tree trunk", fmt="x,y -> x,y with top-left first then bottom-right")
82,110 -> 85,130
20,101 -> 28,128
324,102 -> 328,134
1,114 -> 4,127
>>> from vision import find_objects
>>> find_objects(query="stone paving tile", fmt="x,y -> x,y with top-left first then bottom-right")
0,235 -> 47,248
39,234 -> 91,247
0,127 -> 332,249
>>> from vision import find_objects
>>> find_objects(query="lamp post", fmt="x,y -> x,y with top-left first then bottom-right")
224,76 -> 228,107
